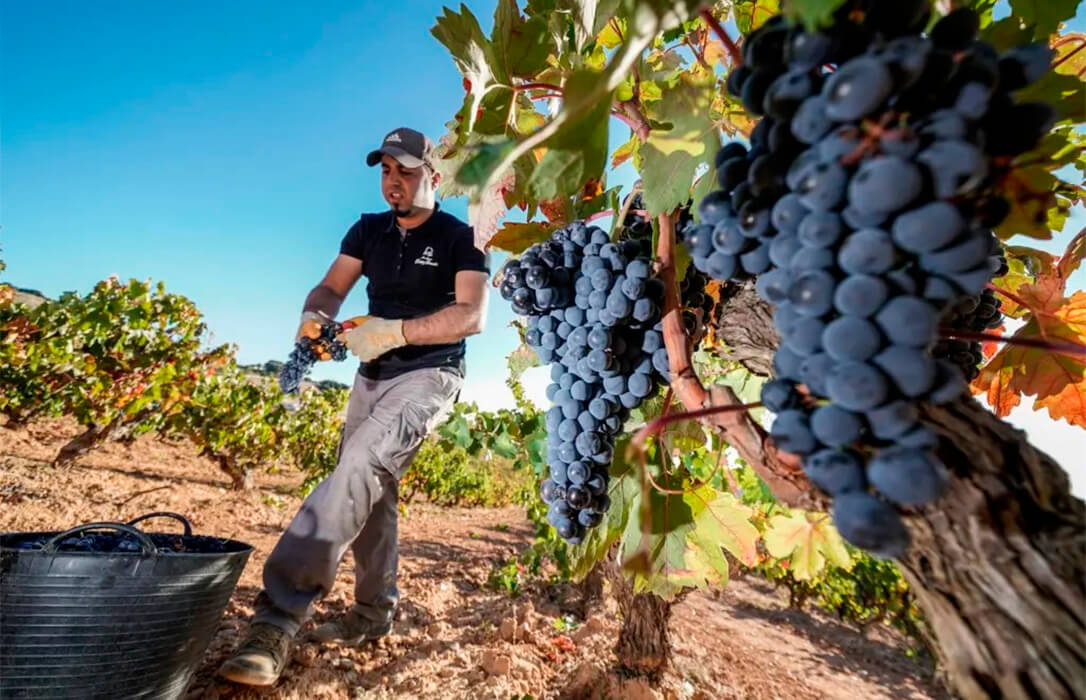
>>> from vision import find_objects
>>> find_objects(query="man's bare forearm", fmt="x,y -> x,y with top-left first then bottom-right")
403,303 -> 484,345
302,285 -> 346,319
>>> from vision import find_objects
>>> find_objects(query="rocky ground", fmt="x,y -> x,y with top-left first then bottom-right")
1,417 -> 948,699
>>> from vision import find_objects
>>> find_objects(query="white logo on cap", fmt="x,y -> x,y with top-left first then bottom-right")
415,246 -> 438,267
386,132 -> 402,143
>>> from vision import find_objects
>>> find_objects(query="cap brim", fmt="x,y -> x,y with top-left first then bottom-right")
366,147 -> 425,169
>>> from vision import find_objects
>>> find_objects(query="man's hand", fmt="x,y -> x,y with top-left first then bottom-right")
296,311 -> 325,342
338,315 -> 407,362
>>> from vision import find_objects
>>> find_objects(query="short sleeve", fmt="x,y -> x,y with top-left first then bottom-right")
339,219 -> 367,260
452,226 -> 490,274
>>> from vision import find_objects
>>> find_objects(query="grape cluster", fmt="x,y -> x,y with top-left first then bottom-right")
278,322 -> 348,394
500,221 -> 669,543
934,286 -> 1004,380
681,4 -> 1054,557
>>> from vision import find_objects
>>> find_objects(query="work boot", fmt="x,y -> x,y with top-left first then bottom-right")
304,610 -> 392,646
216,622 -> 293,686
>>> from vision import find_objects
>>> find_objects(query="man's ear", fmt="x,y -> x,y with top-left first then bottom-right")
431,170 -> 441,188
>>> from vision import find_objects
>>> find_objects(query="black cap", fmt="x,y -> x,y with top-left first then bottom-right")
366,127 -> 434,169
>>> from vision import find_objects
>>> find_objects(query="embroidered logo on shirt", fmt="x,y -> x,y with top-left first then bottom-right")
414,246 -> 439,267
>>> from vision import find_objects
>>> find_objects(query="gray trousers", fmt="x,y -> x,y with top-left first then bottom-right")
253,366 -> 463,636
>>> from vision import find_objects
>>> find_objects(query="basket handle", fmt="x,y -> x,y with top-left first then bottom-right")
43,522 -> 158,554
126,511 -> 194,537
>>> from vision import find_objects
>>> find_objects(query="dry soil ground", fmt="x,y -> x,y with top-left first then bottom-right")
1,417 -> 949,699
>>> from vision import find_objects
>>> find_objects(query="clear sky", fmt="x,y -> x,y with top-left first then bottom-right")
2,1 -> 1082,492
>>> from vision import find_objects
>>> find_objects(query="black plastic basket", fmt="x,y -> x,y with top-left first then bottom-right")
0,512 -> 253,700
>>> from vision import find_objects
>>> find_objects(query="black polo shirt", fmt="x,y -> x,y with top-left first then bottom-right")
339,203 -> 490,380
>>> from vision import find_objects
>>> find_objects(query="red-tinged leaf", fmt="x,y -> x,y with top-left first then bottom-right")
469,169 -> 516,250
971,285 -> 1086,429
983,323 -> 1005,360
551,635 -> 576,653
488,221 -> 556,254
538,196 -> 572,224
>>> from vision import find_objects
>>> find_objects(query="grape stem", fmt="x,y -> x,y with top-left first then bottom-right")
939,328 -> 1086,358
986,282 -> 1051,319
615,100 -> 651,141
698,7 -> 741,67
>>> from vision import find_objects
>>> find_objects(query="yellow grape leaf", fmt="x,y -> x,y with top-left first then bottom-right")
611,134 -> 640,169
764,510 -> 852,581
704,39 -> 728,65
488,222 -> 555,254
972,282 -> 1086,429
1053,33 -> 1086,78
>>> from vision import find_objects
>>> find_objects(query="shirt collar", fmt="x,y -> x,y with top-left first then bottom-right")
383,202 -> 442,233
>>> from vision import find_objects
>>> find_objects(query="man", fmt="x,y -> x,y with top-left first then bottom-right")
217,127 -> 490,686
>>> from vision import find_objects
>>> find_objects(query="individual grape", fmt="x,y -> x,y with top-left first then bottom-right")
770,409 -> 818,455
764,69 -> 817,120
789,270 -> 837,317
866,400 -> 919,440
897,425 -> 938,449
798,352 -> 836,396
797,211 -> 843,248
804,449 -> 866,495
998,43 -> 1055,91
834,275 -> 888,317
874,296 -> 938,347
756,267 -> 792,304
740,244 -> 772,275
770,234 -> 803,268
770,193 -> 809,235
760,379 -> 801,412
915,140 -> 988,198
713,220 -> 748,255
810,404 -> 865,447
794,160 -> 849,211
791,95 -> 834,144
826,362 -> 889,412
784,316 -> 826,356
832,492 -> 909,558
822,316 -> 883,361
822,57 -> 893,121
891,202 -> 964,254
930,7 -> 980,52
872,346 -> 937,398
867,447 -> 949,506
838,228 -> 897,275
847,157 -> 922,215
919,233 -> 993,274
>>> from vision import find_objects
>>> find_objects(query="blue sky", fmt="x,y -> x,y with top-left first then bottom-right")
2,1 -> 1083,490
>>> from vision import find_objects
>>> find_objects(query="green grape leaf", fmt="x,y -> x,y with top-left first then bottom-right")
437,412 -> 473,449
1007,0 -> 1079,42
763,510 -> 852,581
506,343 -> 541,382
1018,69 -> 1086,125
779,0 -> 841,33
569,447 -> 639,579
980,15 -> 1035,51
623,475 -> 759,598
734,0 -> 786,35
639,74 -> 721,218
431,6 -> 498,136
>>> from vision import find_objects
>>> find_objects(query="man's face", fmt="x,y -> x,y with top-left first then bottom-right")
380,155 -> 436,216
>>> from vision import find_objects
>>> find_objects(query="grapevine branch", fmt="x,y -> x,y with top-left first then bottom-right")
654,212 -> 814,507
939,328 -> 1086,357
629,401 -> 763,453
698,7 -> 741,66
